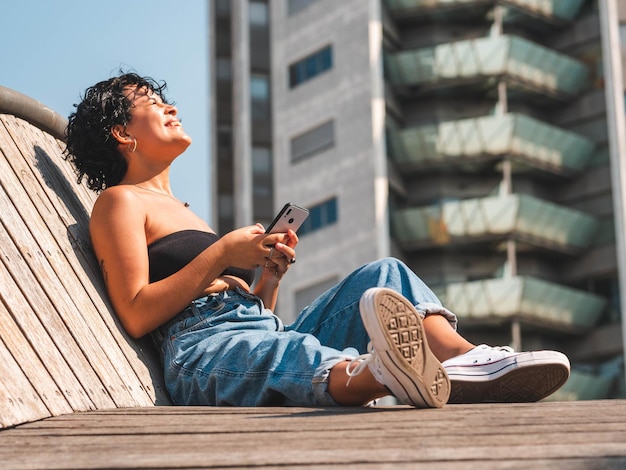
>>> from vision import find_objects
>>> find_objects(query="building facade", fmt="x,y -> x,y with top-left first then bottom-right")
210,0 -> 626,400
211,0 -> 275,232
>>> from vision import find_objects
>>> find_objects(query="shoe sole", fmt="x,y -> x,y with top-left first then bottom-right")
359,288 -> 450,408
446,351 -> 571,403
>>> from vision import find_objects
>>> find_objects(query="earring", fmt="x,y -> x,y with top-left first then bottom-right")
128,138 -> 137,153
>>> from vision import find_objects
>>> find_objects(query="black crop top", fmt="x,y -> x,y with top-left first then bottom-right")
147,230 -> 256,285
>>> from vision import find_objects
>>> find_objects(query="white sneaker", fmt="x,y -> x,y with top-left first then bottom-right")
442,344 -> 571,403
349,287 -> 450,408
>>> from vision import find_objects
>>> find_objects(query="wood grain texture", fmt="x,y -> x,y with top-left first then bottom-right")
0,400 -> 625,468
0,113 -> 171,429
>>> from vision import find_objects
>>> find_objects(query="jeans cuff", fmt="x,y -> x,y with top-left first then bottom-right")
417,302 -> 458,331
311,348 -> 359,406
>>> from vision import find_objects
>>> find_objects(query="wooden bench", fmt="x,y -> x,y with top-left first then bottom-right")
0,86 -> 172,430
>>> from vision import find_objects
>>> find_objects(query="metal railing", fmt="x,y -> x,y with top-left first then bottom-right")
388,112 -> 594,175
438,275 -> 606,330
0,86 -> 67,141
391,193 -> 599,252
384,0 -> 585,23
386,34 -> 589,97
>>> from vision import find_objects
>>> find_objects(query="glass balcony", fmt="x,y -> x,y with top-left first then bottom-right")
437,275 -> 606,331
386,34 -> 589,98
384,0 -> 585,23
548,369 -> 614,401
391,194 -> 598,253
387,113 -> 595,176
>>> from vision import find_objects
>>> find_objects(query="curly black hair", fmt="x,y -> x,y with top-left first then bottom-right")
64,72 -> 169,192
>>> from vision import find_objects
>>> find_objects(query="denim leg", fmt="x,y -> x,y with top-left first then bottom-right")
288,257 -> 457,353
161,289 -> 355,407
161,258 -> 457,407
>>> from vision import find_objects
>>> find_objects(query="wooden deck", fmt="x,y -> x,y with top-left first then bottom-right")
1,400 -> 625,468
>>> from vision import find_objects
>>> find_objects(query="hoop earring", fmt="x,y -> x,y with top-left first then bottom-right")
128,138 -> 137,153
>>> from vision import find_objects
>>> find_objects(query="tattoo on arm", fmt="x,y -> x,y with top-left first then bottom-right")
99,259 -> 109,287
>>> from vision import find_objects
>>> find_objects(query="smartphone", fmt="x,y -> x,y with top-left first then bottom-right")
265,203 -> 309,234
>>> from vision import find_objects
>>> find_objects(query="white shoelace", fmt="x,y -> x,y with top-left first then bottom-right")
345,343 -> 376,387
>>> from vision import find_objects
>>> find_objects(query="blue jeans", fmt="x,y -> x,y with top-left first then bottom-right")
154,257 -> 457,406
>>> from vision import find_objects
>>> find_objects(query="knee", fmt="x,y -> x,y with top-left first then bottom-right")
369,257 -> 410,274
360,257 -> 414,283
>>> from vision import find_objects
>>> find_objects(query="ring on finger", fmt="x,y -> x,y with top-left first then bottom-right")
289,258 -> 296,264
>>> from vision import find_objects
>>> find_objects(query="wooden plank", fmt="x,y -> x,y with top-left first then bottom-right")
29,399 -> 626,434
0,118 -> 153,406
0,337 -> 50,428
0,188 -> 128,409
0,298 -> 73,417
0,115 -> 95,211
0,230 -> 98,412
0,114 -> 168,405
0,401 -> 624,468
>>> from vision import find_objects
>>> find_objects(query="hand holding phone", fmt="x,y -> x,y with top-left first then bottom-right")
265,203 -> 309,234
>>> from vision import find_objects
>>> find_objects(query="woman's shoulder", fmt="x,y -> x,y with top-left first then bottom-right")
93,185 -> 142,210
90,185 -> 146,230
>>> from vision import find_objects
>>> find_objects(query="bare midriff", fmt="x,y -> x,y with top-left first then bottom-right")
201,275 -> 251,297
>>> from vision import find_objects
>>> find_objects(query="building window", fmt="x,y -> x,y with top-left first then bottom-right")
217,127 -> 232,157
249,1 -> 269,26
216,58 -> 232,81
218,194 -> 234,218
290,120 -> 335,162
287,0 -> 318,16
215,0 -> 230,16
250,74 -> 270,120
252,146 -> 273,222
289,45 -> 333,88
299,198 -> 338,236
252,146 -> 272,175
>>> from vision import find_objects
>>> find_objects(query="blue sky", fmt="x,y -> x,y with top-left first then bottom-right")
0,0 -> 211,222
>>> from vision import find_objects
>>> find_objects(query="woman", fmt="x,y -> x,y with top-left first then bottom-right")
65,72 -> 570,407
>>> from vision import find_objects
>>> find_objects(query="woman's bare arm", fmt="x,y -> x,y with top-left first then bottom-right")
90,187 -> 283,338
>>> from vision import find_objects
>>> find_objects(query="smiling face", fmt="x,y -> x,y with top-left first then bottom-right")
118,85 -> 192,160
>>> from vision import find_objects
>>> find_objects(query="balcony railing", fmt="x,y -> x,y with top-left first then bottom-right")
384,0 -> 585,23
387,113 -> 595,176
391,194 -> 598,253
386,34 -> 589,98
437,275 -> 606,331
548,369 -> 615,401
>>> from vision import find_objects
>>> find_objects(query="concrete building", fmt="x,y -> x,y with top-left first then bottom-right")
210,0 -> 626,400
